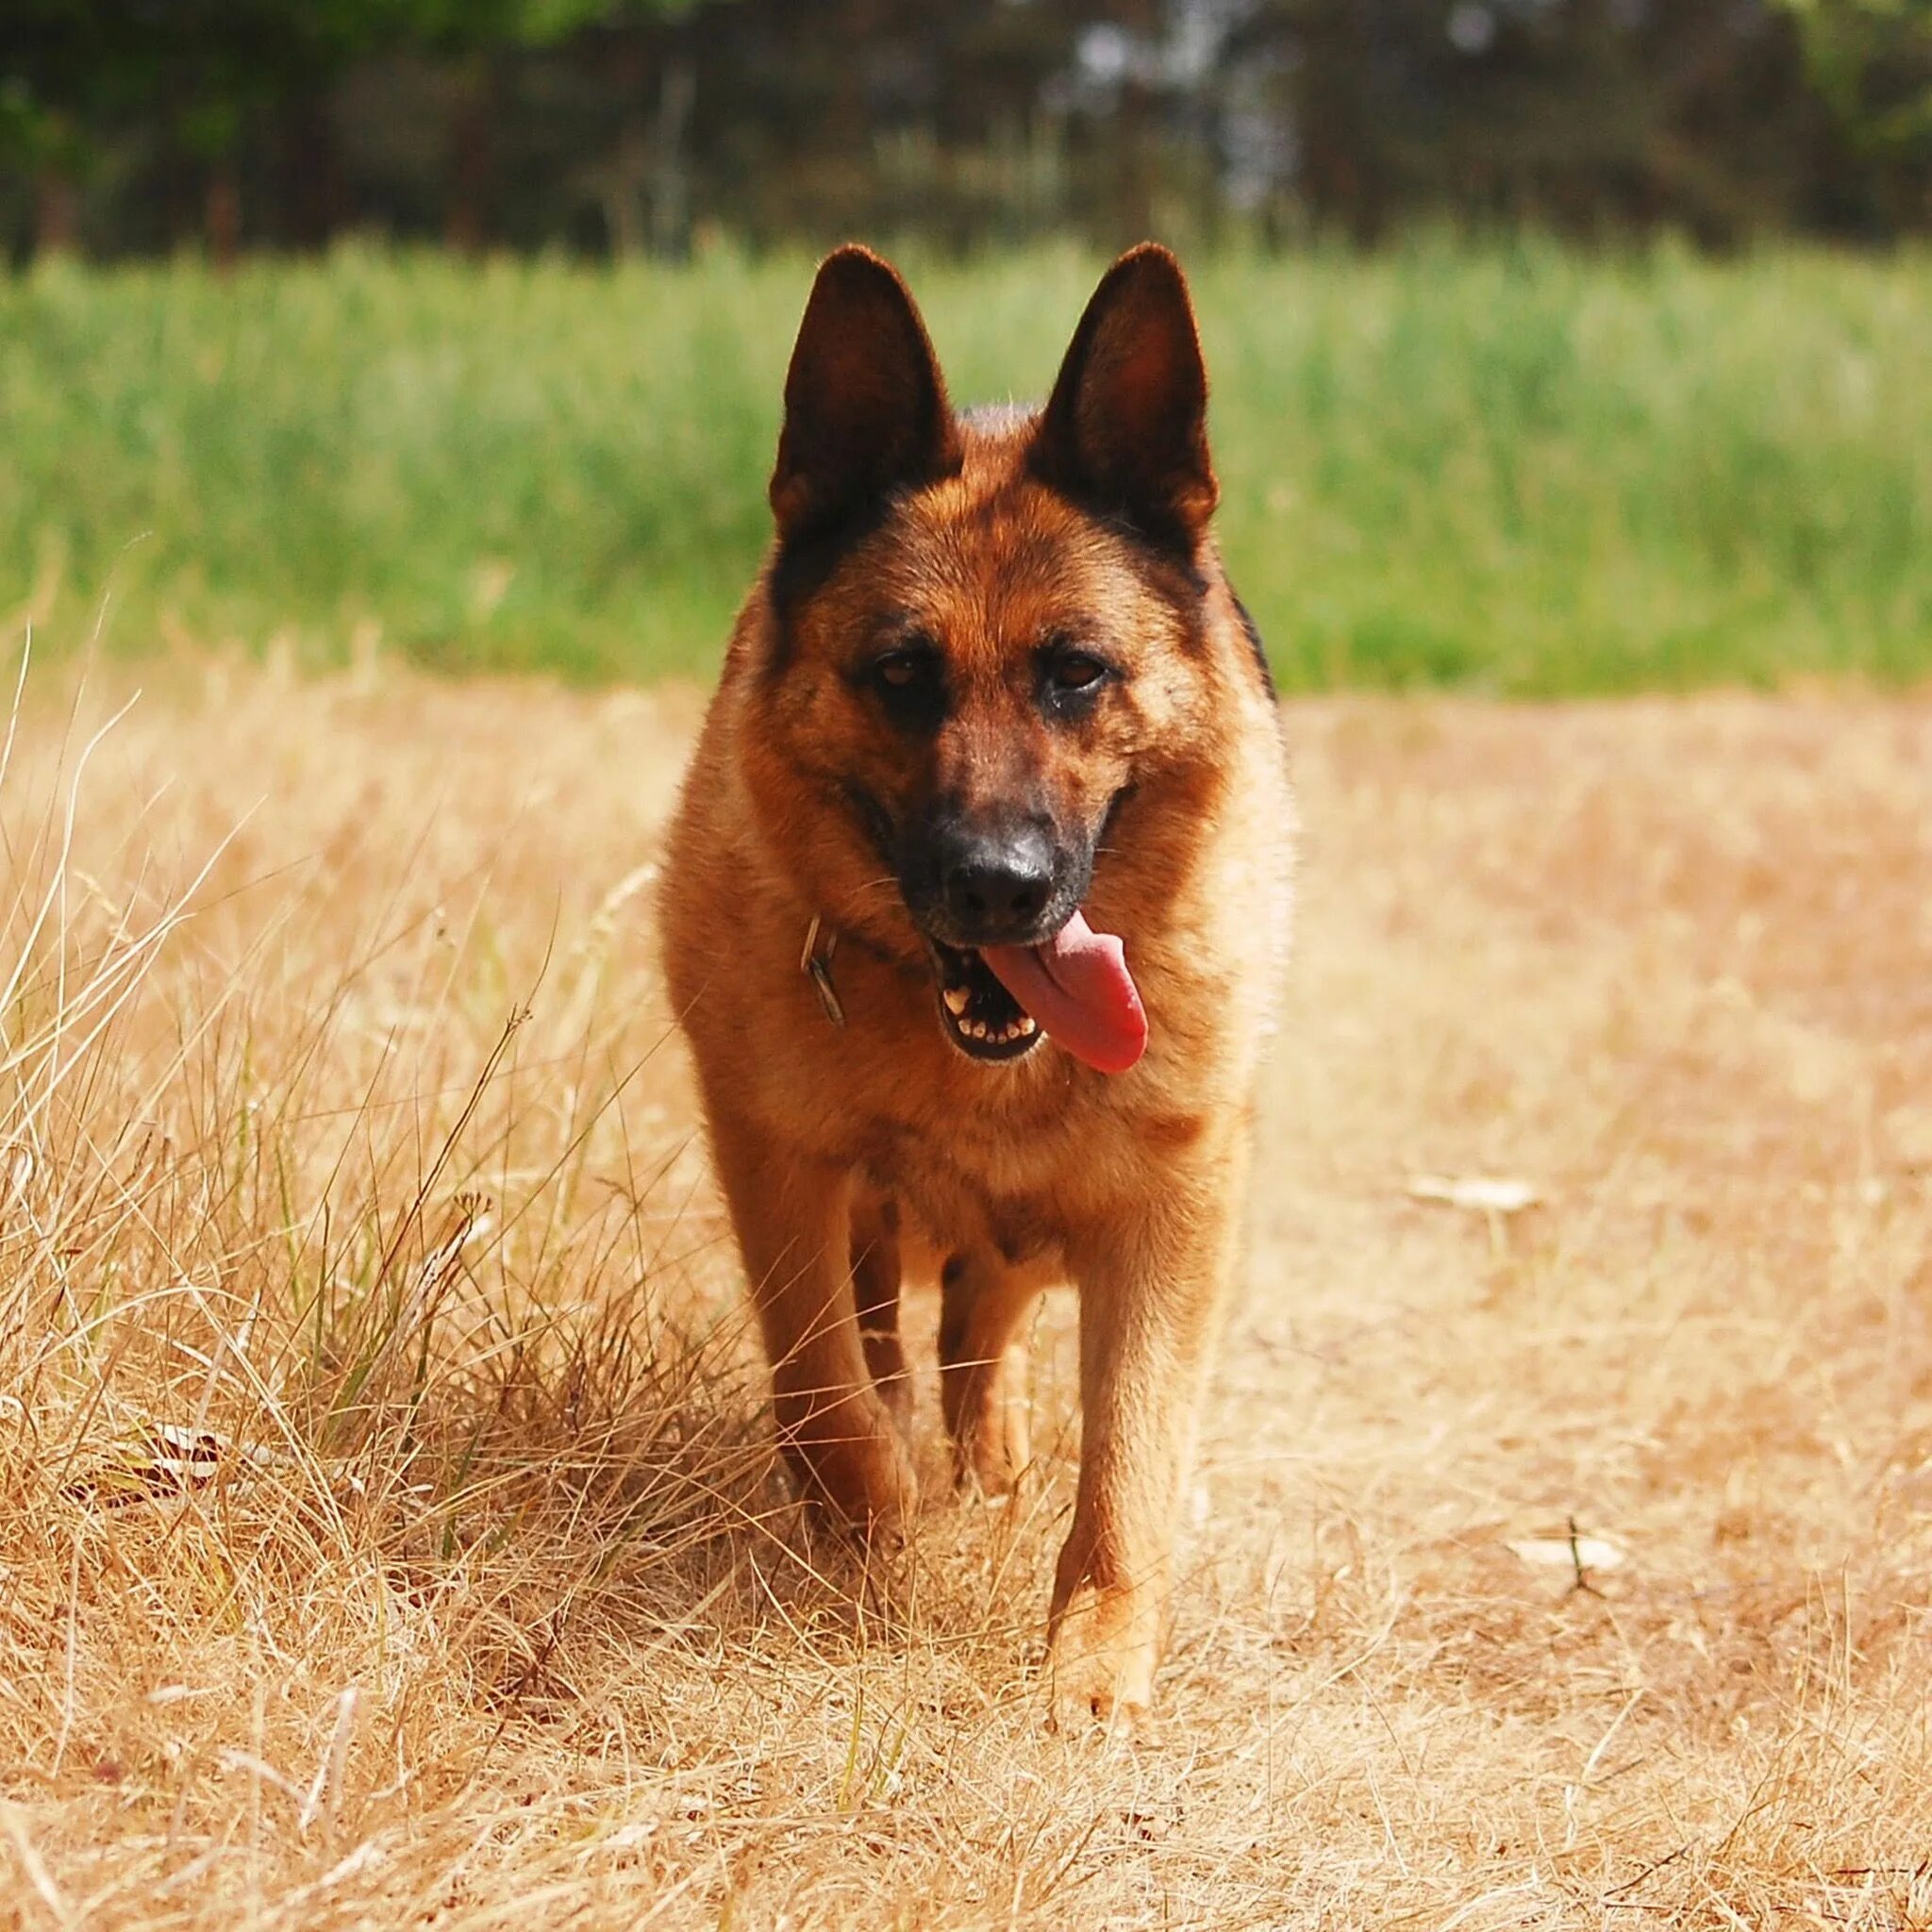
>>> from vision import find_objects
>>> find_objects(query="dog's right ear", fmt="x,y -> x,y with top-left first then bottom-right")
1031,243 -> 1216,555
770,246 -> 961,543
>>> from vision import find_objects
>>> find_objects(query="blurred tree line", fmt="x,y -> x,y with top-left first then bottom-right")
2,0 -> 1928,263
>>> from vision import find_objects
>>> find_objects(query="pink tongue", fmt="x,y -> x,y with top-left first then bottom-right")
981,911 -> 1147,1074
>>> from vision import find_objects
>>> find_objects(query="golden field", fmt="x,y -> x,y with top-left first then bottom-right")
3,650 -> 1930,1929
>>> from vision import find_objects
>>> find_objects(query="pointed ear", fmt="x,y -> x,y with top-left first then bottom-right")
769,245 -> 961,542
1030,243 -> 1217,552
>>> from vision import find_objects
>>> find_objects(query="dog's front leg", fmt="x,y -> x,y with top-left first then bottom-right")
940,1248 -> 1053,1496
708,1109 -> 918,1540
1049,1157 -> 1245,1723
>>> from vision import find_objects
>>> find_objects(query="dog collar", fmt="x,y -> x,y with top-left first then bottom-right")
799,915 -> 845,1029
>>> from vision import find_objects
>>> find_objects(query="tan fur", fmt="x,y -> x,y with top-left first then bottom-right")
660,245 -> 1293,1721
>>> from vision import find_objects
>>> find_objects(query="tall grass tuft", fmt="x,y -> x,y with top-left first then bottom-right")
0,636 -> 851,1921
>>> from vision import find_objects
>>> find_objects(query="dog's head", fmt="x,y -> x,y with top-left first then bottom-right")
743,244 -> 1245,1074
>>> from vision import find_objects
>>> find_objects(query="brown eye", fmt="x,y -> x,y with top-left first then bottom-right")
866,645 -> 945,728
1051,651 -> 1108,691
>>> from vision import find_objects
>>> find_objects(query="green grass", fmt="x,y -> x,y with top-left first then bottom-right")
4,238 -> 1929,691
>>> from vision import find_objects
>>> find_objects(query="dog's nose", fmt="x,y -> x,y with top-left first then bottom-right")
941,827 -> 1056,942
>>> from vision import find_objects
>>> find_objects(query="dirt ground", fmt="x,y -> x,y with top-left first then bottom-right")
3,662 -> 1930,1929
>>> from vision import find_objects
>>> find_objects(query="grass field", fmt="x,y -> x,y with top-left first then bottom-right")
4,647 -> 1930,1927
4,241 -> 1931,692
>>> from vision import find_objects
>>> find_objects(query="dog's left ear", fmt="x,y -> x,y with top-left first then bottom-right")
1031,243 -> 1217,554
770,245 -> 961,543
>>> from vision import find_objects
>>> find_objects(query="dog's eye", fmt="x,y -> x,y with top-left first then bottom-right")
1049,651 -> 1109,692
875,652 -> 925,690
864,645 -> 946,728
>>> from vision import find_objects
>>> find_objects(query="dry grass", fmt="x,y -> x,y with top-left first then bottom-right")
3,645 -> 1930,1929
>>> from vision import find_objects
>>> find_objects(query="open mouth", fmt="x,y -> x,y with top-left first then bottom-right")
929,941 -> 1043,1061
924,911 -> 1149,1074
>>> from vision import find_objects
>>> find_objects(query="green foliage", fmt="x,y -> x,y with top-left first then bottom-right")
408,0 -> 701,52
3,241 -> 1929,693
1777,0 -> 1932,158
0,0 -> 683,173
5,1 -> 401,173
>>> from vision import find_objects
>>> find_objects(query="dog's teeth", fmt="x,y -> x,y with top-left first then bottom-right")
943,986 -> 970,1016
1016,1016 -> 1037,1036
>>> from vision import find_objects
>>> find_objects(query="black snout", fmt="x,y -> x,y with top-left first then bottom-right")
937,823 -> 1058,945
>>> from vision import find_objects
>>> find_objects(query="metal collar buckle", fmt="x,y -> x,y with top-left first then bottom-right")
800,914 -> 845,1028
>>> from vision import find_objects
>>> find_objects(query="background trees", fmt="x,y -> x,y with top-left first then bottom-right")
2,0 -> 1927,259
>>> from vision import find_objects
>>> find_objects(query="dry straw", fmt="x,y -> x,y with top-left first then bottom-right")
2,634 -> 1930,1927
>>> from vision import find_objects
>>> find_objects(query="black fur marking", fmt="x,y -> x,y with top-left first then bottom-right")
853,639 -> 949,736
763,498 -> 893,679
838,780 -> 899,874
1231,591 -> 1276,700
990,1204 -> 1052,1266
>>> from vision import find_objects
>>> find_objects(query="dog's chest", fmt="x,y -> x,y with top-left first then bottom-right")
848,1089 -> 1104,1263
800,947 -> 1208,1261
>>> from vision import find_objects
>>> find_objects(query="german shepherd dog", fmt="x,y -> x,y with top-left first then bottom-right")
660,243 -> 1292,1720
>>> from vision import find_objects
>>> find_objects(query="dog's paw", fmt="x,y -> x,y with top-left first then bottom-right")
786,1397 -> 920,1544
1045,1582 -> 1157,1733
1045,1654 -> 1152,1737
952,1403 -> 1030,1499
